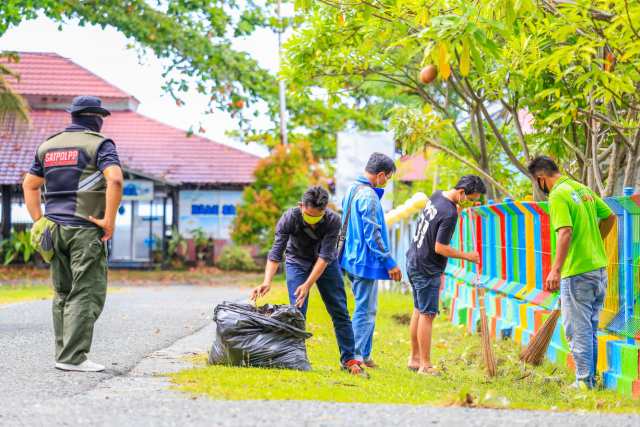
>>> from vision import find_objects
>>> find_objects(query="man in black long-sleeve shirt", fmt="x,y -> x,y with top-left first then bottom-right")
251,186 -> 365,376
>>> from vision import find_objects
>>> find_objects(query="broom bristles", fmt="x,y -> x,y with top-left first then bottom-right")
480,308 -> 497,376
478,288 -> 497,377
471,212 -> 497,377
519,309 -> 561,365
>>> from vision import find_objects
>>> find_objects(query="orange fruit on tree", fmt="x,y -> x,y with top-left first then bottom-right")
419,65 -> 438,84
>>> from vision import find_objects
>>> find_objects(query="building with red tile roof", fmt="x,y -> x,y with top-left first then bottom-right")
1,109 -> 258,186
0,52 -> 261,265
1,52 -> 259,187
5,52 -> 132,100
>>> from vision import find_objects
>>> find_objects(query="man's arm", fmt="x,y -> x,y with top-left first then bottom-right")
434,215 -> 479,263
434,243 -> 479,263
251,212 -> 291,300
546,193 -> 574,291
358,194 -> 401,280
251,259 -> 280,301
22,174 -> 45,222
599,213 -> 616,240
293,257 -> 330,307
547,227 -> 572,291
88,165 -> 123,241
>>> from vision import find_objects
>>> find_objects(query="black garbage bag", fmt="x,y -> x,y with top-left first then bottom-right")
208,302 -> 312,371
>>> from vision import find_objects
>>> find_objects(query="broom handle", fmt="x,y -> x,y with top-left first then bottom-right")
470,208 -> 486,309
469,208 -> 482,284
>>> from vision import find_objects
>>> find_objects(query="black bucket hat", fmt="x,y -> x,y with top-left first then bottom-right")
66,95 -> 111,116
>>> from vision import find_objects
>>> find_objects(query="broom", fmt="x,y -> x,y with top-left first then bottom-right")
470,210 -> 497,377
519,300 -> 561,365
478,287 -> 497,376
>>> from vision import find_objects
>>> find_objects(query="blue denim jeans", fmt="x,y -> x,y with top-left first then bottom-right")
407,265 -> 441,315
285,260 -> 356,364
560,268 -> 607,388
347,273 -> 378,362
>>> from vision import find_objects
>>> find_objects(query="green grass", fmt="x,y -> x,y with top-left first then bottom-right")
0,284 -> 53,305
170,284 -> 640,412
0,266 -> 263,287
0,284 -> 123,305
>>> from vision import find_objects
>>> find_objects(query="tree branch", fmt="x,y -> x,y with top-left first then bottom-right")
423,139 -> 515,199
412,83 -> 479,159
604,139 -> 619,196
577,108 -> 635,150
562,136 -> 587,162
501,99 -> 532,162
590,111 -> 606,195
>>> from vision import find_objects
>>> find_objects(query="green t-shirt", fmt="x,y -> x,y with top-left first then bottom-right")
548,176 -> 613,279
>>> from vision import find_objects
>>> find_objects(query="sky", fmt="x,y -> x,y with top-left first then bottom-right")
0,11 -> 293,157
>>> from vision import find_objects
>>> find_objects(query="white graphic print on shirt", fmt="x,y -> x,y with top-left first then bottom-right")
413,200 -> 438,249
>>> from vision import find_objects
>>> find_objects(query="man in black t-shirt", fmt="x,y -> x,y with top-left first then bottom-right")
405,175 -> 486,375
250,186 -> 365,377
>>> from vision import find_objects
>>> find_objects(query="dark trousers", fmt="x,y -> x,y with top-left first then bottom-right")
285,260 -> 356,364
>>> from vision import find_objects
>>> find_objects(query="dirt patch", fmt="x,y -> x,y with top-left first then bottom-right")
391,313 -> 412,325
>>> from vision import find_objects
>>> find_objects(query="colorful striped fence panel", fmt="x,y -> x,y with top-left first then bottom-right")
386,191 -> 640,398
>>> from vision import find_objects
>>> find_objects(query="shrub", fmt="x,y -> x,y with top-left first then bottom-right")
166,226 -> 188,270
217,245 -> 258,271
0,229 -> 36,265
232,140 -> 329,252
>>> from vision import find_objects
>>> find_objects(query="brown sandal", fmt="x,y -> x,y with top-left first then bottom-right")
417,366 -> 441,376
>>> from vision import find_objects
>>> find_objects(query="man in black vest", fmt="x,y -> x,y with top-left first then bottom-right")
250,186 -> 366,376
22,96 -> 124,372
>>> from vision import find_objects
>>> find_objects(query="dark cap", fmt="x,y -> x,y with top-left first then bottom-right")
66,96 -> 111,116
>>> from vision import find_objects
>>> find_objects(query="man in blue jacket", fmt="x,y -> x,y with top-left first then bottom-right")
341,153 -> 401,367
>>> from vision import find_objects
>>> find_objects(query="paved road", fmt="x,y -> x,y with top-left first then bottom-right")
2,285 -> 640,427
0,286 -> 243,413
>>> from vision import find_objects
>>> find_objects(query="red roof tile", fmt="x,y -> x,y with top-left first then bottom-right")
2,52 -> 131,99
0,110 -> 260,186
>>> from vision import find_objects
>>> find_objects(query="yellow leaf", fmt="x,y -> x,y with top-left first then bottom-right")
460,39 -> 470,77
438,43 -> 451,80
419,9 -> 429,27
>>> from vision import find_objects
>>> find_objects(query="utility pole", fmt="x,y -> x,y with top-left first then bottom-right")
277,0 -> 288,146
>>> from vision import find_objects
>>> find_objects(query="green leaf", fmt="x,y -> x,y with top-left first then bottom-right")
469,43 -> 485,74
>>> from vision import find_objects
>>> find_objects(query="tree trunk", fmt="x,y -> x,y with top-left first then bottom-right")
1,185 -> 12,239
473,106 -> 496,200
604,139 -> 619,197
622,133 -> 640,190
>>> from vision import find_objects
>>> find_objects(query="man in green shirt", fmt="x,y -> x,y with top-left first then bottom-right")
528,156 -> 616,389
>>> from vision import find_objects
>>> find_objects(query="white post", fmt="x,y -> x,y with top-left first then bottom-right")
277,0 -> 288,146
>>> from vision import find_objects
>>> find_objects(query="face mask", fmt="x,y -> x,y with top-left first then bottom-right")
72,113 -> 104,132
459,199 -> 474,209
302,212 -> 324,225
537,178 -> 550,195
375,173 -> 390,189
